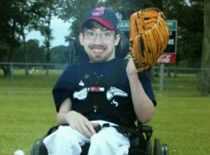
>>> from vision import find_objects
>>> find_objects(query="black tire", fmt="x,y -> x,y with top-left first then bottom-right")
153,138 -> 161,155
161,144 -> 169,155
145,141 -> 153,155
30,138 -> 48,155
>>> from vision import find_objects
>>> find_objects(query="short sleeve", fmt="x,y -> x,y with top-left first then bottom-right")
52,65 -> 77,112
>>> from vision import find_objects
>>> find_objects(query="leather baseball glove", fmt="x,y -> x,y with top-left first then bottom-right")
129,8 -> 169,71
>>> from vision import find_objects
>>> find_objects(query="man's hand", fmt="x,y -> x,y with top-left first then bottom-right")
64,111 -> 98,138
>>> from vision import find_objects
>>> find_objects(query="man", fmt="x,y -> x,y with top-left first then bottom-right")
43,6 -> 155,155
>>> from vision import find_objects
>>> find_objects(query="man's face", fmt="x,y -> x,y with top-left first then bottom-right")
79,28 -> 120,62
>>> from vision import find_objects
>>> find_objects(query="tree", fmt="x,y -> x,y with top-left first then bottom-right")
14,39 -> 45,63
51,45 -> 69,64
162,0 -> 203,67
56,0 -> 98,37
0,0 -> 26,76
200,0 -> 210,95
39,10 -> 53,75
0,0 -> 57,77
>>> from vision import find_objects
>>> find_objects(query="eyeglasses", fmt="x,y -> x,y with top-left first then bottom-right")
84,30 -> 115,40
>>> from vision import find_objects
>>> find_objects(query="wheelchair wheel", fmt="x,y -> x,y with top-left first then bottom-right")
145,141 -> 153,155
153,138 -> 161,155
161,144 -> 169,155
153,138 -> 169,155
30,138 -> 48,155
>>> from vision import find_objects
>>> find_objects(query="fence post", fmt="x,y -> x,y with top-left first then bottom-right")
9,63 -> 14,78
159,64 -> 165,91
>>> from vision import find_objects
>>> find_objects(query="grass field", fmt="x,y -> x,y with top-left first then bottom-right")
0,73 -> 210,155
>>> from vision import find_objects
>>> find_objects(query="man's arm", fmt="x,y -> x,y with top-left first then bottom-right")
56,98 -> 97,137
56,98 -> 72,124
126,59 -> 155,123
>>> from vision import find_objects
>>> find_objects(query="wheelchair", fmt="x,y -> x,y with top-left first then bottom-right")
30,123 -> 169,155
30,34 -> 168,155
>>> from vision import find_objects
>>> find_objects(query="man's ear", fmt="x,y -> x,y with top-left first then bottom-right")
79,33 -> 84,46
114,34 -> 120,46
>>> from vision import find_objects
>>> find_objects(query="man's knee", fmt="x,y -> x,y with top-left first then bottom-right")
90,132 -> 108,146
44,126 -> 88,155
90,127 -> 122,146
88,127 -> 129,155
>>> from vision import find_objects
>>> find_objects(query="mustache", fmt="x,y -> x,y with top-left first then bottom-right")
88,44 -> 107,50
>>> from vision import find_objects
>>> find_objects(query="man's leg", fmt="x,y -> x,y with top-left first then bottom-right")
88,126 -> 130,155
43,126 -> 88,155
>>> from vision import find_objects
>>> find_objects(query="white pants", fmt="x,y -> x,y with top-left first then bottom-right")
43,120 -> 130,155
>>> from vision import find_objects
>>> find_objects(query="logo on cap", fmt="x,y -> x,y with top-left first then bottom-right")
82,7 -> 118,31
91,7 -> 105,16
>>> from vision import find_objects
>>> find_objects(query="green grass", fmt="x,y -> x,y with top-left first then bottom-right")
0,73 -> 210,155
0,94 -> 56,155
0,74 -> 58,155
151,96 -> 210,155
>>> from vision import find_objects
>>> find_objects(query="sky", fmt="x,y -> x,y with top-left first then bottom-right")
26,17 -> 70,47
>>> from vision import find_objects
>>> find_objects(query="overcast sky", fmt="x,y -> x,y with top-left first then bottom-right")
26,17 -> 70,47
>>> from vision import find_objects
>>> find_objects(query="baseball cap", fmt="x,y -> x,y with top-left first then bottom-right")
82,7 -> 119,31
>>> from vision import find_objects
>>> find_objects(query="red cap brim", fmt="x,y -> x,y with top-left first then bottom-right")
87,16 -> 115,31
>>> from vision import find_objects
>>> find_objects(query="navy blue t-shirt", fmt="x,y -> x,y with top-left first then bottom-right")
53,58 -> 156,127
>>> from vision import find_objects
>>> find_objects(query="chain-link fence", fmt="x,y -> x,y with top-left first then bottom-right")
0,62 -> 210,96
152,65 -> 210,96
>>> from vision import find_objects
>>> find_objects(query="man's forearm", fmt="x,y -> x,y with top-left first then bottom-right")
56,98 -> 72,124
128,73 -> 155,123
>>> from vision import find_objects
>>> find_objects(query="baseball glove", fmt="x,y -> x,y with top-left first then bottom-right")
129,8 -> 169,71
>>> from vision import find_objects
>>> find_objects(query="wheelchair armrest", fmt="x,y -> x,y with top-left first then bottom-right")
136,124 -> 153,141
138,124 -> 153,133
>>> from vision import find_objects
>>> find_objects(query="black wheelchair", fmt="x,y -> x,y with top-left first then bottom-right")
30,123 -> 169,155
